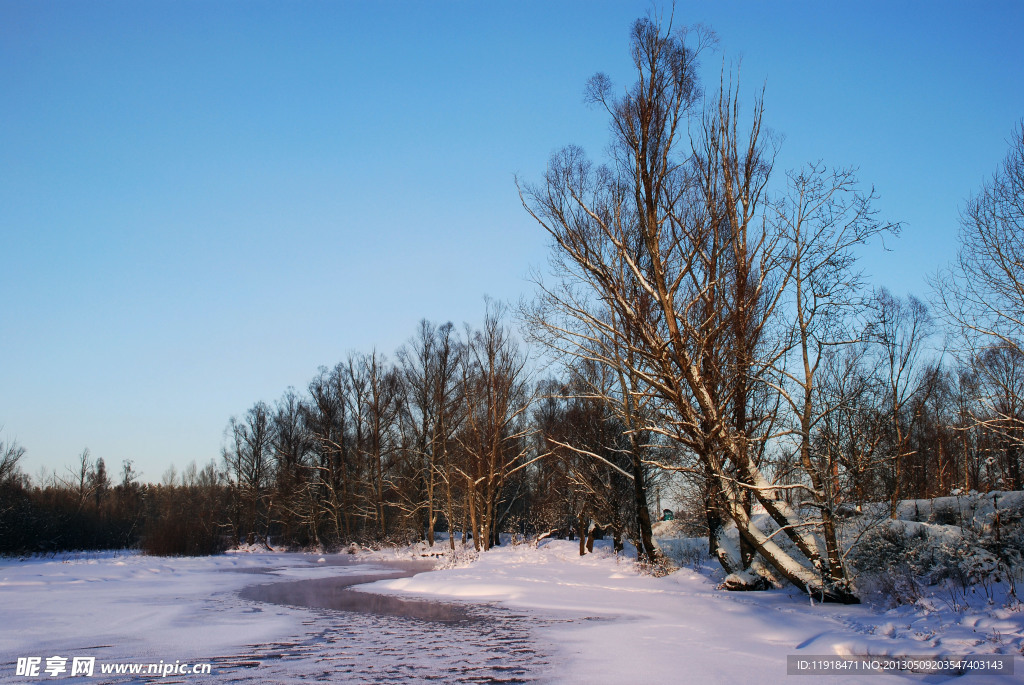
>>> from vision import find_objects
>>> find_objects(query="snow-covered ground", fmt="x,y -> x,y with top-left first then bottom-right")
1,541 -> 1021,683
0,550 -> 371,681
366,540 -> 1023,684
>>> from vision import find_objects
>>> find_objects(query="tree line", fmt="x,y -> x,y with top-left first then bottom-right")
2,15 -> 1024,606
0,304 -> 661,558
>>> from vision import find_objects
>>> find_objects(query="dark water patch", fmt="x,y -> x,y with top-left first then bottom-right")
240,575 -> 472,623
215,558 -> 550,682
314,554 -> 436,573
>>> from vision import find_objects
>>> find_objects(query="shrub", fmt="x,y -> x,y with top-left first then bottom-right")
849,518 -> 1019,607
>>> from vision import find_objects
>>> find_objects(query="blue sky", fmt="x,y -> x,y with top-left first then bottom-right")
2,1 -> 1023,480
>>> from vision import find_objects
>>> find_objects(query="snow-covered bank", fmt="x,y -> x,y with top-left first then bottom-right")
362,539 -> 1023,684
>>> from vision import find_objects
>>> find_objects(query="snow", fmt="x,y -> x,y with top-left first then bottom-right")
1,542 -> 1021,683
0,550 -> 368,661
893,491 -> 1024,525
366,540 -> 1023,683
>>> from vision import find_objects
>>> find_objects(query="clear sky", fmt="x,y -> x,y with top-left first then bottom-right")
2,1 -> 1023,481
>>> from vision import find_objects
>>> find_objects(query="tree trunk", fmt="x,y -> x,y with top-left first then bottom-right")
629,440 -> 659,563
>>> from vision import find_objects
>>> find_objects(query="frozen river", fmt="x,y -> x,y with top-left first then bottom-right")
0,551 -> 555,684
218,556 -> 552,683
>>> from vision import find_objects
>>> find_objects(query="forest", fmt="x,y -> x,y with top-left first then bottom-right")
2,16 -> 1023,606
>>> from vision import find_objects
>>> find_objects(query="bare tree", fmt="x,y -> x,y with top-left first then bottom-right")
271,387 -> 311,545
398,320 -> 463,547
541,366 -> 635,555
973,344 -> 1024,490
934,122 -> 1024,492
935,123 -> 1024,356
951,366 -> 984,492
305,363 -> 353,543
224,402 -> 274,546
521,286 -> 663,562
0,431 -> 27,527
769,164 -> 898,584
521,16 -> 859,600
0,430 -> 25,486
814,343 -> 890,505
456,301 -> 535,551
61,448 -> 97,512
869,289 -> 936,513
357,351 -> 402,539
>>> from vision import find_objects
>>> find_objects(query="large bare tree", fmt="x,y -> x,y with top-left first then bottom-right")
521,16 -> 859,601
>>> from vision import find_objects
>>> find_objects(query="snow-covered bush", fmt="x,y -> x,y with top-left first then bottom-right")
634,548 -> 678,577
849,515 -> 1019,608
436,545 -> 480,570
655,536 -> 709,571
976,498 -> 1024,600
848,524 -> 924,576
